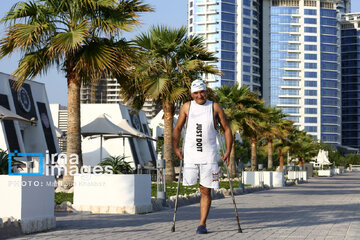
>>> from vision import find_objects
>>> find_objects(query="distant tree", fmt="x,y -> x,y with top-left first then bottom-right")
235,139 -> 251,165
345,154 -> 360,166
238,99 -> 266,171
216,84 -> 262,176
290,130 -> 320,166
261,106 -> 288,169
274,119 -> 294,170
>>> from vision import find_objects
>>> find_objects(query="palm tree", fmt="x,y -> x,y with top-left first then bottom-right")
237,96 -> 265,171
261,106 -> 288,169
290,129 -> 320,167
272,119 -> 294,170
216,84 -> 261,177
122,26 -> 219,182
0,0 -> 152,186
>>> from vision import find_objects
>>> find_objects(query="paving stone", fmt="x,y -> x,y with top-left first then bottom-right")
11,172 -> 360,240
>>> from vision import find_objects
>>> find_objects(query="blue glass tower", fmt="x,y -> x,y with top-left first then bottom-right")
188,0 -> 262,92
263,0 -> 344,145
320,8 -> 341,144
341,13 -> 360,150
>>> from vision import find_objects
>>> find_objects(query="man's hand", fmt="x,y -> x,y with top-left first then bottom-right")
174,147 -> 184,161
221,151 -> 230,166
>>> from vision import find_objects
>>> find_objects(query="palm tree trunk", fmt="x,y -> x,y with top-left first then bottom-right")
267,139 -> 273,169
163,101 -> 175,182
63,72 -> 83,188
250,137 -> 257,171
229,135 -> 237,178
279,150 -> 284,171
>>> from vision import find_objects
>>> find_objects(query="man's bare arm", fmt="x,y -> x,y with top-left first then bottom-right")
214,102 -> 233,165
172,102 -> 189,161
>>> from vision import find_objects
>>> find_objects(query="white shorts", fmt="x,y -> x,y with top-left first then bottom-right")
182,163 -> 219,189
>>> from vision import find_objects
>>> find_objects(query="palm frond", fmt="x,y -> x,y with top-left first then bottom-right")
11,48 -> 54,88
169,87 -> 188,103
49,20 -> 90,55
145,77 -> 170,99
2,1 -> 40,23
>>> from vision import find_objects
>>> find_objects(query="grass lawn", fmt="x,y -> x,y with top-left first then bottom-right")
151,180 -> 245,199
54,180 -> 247,204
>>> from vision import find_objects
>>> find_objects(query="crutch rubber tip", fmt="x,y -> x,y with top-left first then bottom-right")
238,229 -> 242,233
171,226 -> 175,232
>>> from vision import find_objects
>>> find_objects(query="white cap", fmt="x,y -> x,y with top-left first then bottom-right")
191,80 -> 206,93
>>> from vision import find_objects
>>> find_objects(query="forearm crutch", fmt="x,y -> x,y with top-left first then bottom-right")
171,159 -> 183,232
219,133 -> 243,233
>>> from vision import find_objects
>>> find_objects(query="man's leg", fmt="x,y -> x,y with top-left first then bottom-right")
199,185 -> 211,226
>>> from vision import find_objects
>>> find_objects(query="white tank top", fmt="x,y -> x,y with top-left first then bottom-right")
184,100 -> 217,164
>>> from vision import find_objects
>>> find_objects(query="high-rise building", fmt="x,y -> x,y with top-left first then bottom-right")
80,78 -> 121,104
188,0 -> 358,147
341,13 -> 360,150
262,0 -> 349,145
80,77 -> 161,120
187,0 -> 262,93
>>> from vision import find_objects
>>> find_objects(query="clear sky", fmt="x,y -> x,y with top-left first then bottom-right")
0,1 -> 360,106
0,0 -> 188,106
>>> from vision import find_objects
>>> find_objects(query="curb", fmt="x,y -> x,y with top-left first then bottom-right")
54,184 -> 287,213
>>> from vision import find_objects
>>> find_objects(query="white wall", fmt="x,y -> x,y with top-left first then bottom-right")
73,174 -> 152,214
21,176 -> 55,219
0,176 -> 55,233
0,176 -> 54,219
0,176 -> 22,218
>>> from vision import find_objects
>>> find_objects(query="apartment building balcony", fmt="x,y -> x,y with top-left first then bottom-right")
283,67 -> 301,71
285,57 -> 300,62
196,1 -> 217,6
205,38 -> 219,44
287,49 -> 301,53
204,19 -> 218,24
278,94 -> 301,98
277,104 -> 301,108
287,37 -> 300,42
280,85 -> 301,90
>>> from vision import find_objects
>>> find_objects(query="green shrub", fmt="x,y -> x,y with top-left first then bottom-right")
0,149 -> 23,174
55,192 -> 73,204
99,155 -> 133,174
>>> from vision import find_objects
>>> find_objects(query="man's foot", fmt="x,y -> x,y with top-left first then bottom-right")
196,225 -> 208,234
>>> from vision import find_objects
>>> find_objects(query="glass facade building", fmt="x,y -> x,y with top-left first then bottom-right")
188,0 -> 262,92
187,0 -> 360,149
341,13 -> 360,150
263,0 -> 345,145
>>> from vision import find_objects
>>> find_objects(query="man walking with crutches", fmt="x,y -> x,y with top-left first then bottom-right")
172,79 -> 233,234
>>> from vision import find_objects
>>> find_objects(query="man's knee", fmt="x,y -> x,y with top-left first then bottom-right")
200,185 -> 211,196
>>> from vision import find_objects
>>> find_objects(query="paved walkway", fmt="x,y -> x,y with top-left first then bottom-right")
16,172 -> 360,240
